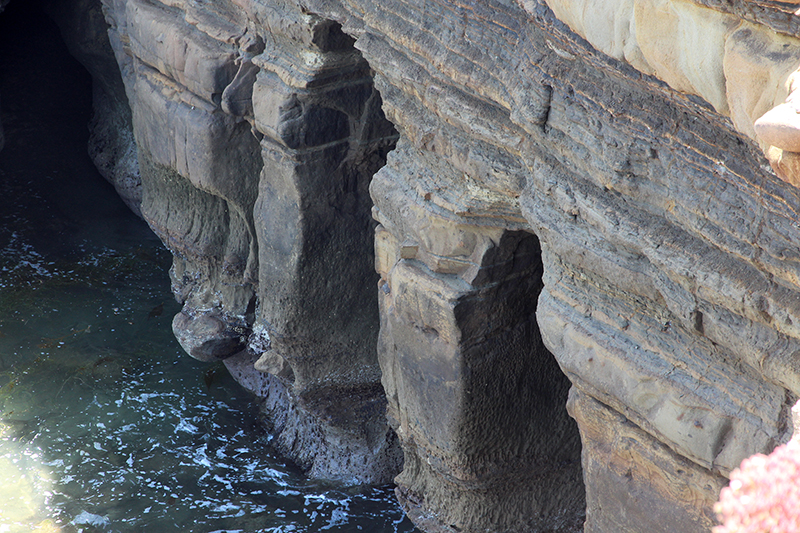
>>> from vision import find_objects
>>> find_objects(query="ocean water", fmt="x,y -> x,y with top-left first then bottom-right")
0,242 -> 417,533
0,2 -> 418,532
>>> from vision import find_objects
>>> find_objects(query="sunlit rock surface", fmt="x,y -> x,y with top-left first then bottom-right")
10,0 -> 800,531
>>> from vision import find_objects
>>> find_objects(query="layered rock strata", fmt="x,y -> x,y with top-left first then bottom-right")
295,0 -> 800,530
12,0 -> 800,531
98,0 -> 402,483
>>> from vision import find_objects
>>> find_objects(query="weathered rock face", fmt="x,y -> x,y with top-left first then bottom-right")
9,0 -> 800,531
95,0 -> 403,484
326,1 -> 800,529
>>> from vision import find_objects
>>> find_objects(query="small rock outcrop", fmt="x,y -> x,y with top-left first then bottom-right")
7,0 -> 800,531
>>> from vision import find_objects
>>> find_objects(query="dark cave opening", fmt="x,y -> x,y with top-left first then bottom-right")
0,0 -> 149,260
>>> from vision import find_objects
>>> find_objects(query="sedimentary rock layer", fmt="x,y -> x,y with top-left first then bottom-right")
299,0 -> 800,530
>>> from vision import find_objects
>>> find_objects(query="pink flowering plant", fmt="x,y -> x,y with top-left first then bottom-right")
714,439 -> 800,533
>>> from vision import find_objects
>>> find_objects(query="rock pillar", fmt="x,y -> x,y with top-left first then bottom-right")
247,2 -> 401,483
371,142 -> 585,532
100,0 -> 402,483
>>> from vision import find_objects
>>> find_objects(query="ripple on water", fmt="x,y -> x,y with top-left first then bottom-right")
0,245 -> 418,533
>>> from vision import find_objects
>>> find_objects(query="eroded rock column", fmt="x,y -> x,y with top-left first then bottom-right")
246,2 -> 401,483
101,0 -> 402,483
371,142 -> 584,532
108,0 -> 262,359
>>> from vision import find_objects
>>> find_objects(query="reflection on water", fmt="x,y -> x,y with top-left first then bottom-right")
0,2 -> 417,531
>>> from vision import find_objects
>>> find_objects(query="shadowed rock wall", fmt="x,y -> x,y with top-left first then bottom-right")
11,0 -> 800,531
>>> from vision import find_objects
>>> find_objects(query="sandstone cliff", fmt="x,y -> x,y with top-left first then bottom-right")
6,0 -> 800,531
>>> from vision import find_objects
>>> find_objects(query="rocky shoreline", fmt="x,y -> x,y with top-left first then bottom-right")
4,0 -> 800,531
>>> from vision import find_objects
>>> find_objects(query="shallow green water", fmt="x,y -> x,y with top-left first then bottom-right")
0,2 -> 418,531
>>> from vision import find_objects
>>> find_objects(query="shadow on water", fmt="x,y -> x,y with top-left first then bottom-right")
0,1 -> 418,532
